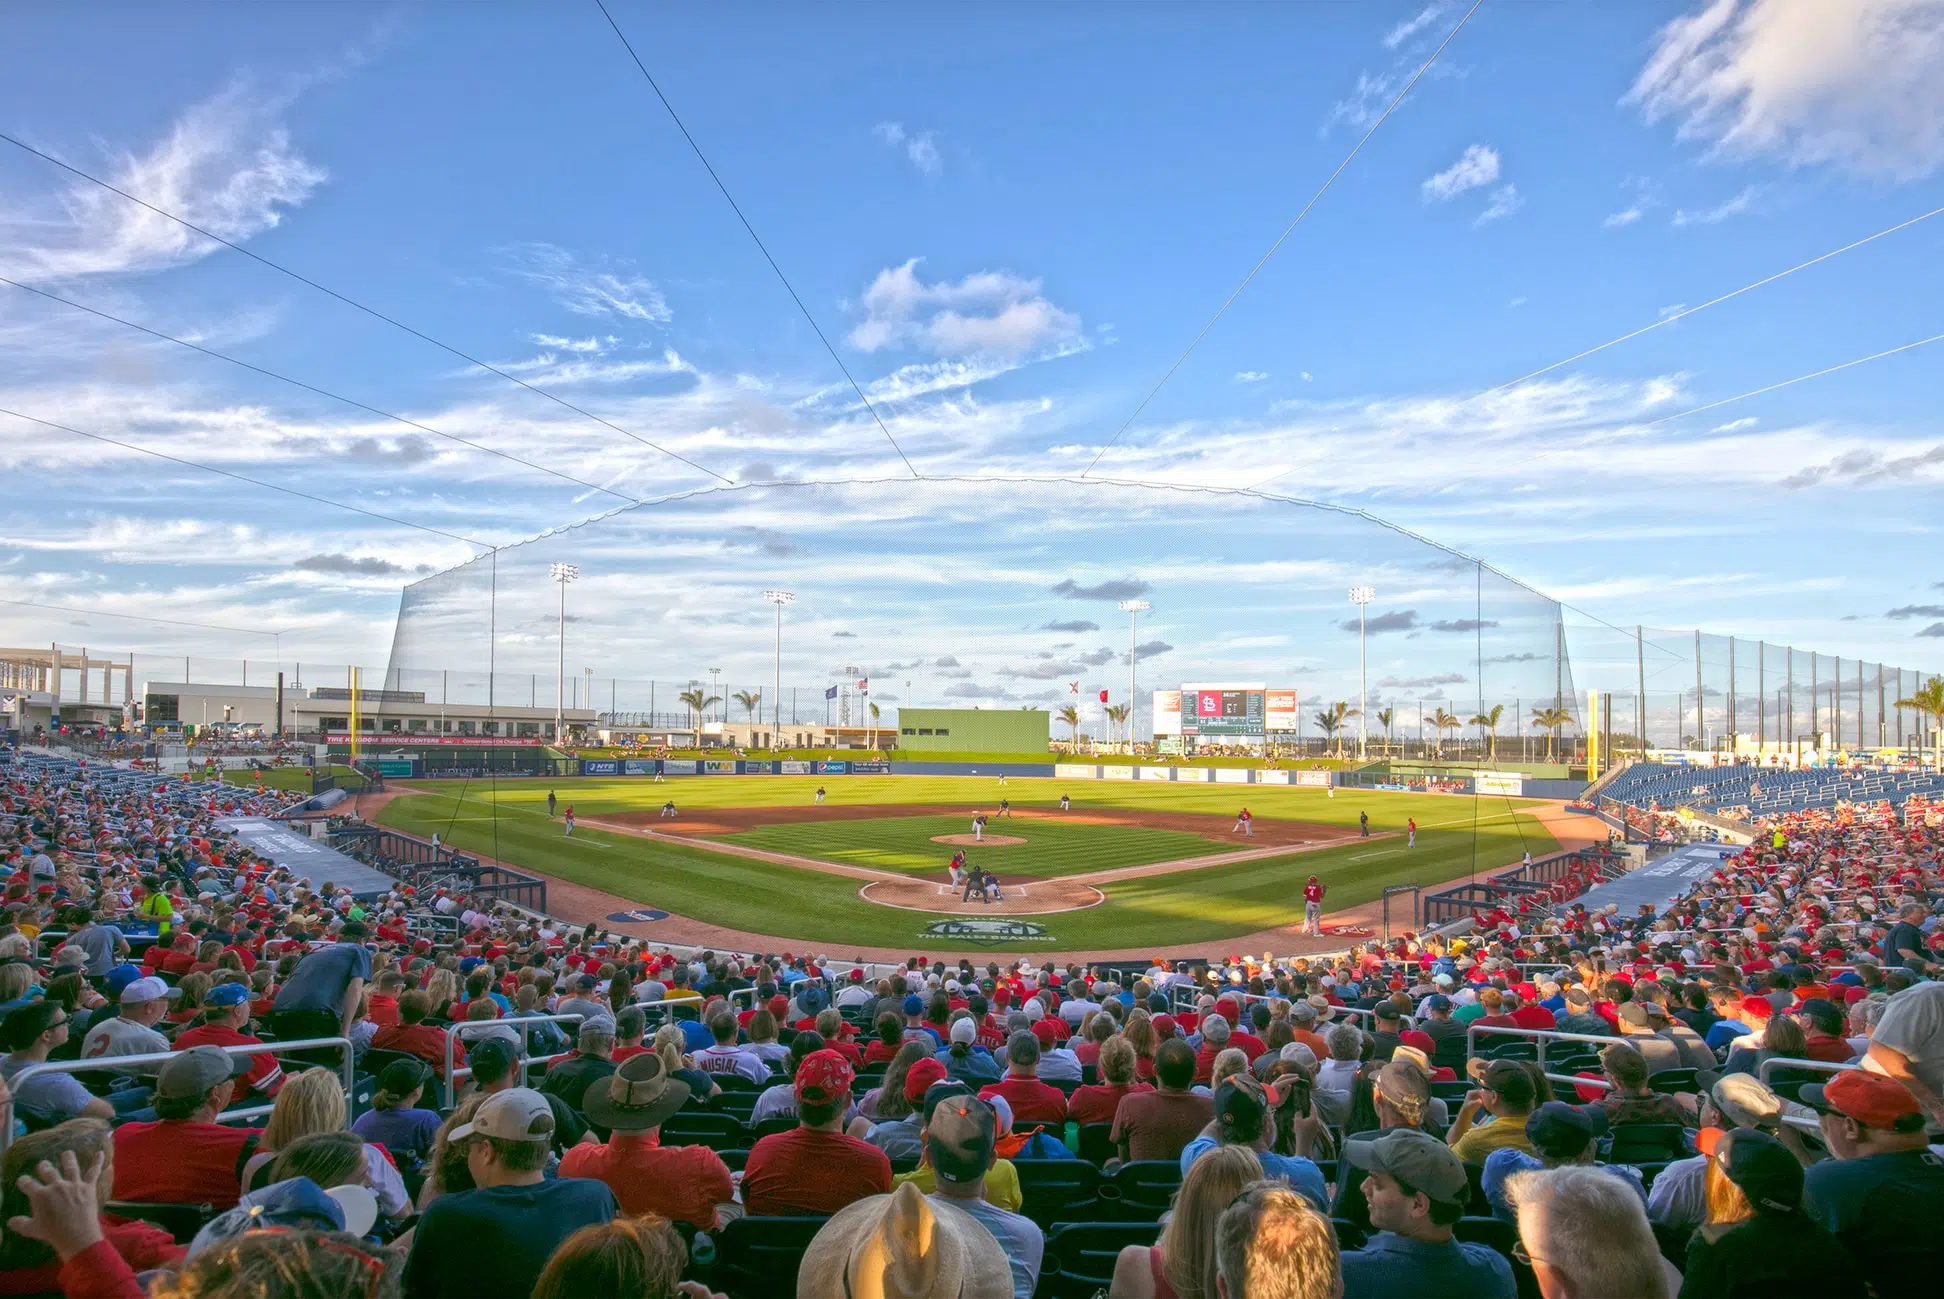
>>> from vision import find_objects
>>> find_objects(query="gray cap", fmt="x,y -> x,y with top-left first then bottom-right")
156,1045 -> 252,1100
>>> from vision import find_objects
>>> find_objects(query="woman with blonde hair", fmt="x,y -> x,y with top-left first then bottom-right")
1069,1037 -> 1151,1126
1109,1145 -> 1264,1298
1124,1010 -> 1159,1082
423,968 -> 460,1022
745,1007 -> 789,1067
652,1023 -> 719,1102
243,1068 -> 409,1218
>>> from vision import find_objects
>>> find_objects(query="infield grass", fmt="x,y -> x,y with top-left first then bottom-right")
375,775 -> 1560,951
719,814 -> 1228,878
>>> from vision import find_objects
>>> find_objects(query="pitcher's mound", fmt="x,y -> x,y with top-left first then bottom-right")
860,878 -> 1103,915
930,833 -> 1027,846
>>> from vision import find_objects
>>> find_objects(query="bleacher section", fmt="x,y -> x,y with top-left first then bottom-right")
1599,760 -> 1944,819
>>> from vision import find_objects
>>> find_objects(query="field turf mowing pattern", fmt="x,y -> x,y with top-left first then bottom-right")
719,814 -> 1227,878
374,775 -> 1558,951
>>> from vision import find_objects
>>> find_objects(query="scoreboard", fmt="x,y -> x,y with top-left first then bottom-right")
1181,684 -> 1264,738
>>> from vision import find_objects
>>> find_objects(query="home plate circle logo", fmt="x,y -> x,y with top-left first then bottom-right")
920,918 -> 1050,946
605,909 -> 671,923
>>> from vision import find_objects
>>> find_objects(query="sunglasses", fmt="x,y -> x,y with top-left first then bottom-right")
1511,1240 -> 1545,1267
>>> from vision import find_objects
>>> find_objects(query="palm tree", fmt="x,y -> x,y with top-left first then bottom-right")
1470,703 -> 1506,763
868,701 -> 881,749
677,687 -> 719,737
733,689 -> 763,727
1313,708 -> 1342,759
1895,675 -> 1944,769
1105,703 -> 1130,751
1058,704 -> 1082,749
1312,700 -> 1359,759
1530,706 -> 1572,761
1431,708 -> 1461,757
1376,707 -> 1395,757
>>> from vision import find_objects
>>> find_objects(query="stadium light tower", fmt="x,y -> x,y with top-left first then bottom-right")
762,591 -> 794,740
550,563 -> 579,742
1119,599 -> 1151,753
1349,586 -> 1375,761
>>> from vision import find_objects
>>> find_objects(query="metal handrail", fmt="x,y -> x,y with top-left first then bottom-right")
1756,1055 -> 1859,1084
2,1036 -> 354,1157
1466,1023 -> 1621,1071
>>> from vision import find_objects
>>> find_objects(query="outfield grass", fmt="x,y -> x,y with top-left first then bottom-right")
375,775 -> 1559,952
720,814 -> 1229,878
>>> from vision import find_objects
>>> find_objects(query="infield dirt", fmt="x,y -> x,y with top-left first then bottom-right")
598,802 -> 1354,848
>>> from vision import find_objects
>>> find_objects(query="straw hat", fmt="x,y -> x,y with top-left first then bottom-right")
797,1182 -> 1012,1299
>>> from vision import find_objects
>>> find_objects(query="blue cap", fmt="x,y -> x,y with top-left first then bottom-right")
186,1176 -> 372,1256
459,957 -> 485,973
204,982 -> 251,1008
903,994 -> 926,1016
1424,994 -> 1453,1013
106,965 -> 145,996
799,983 -> 829,1013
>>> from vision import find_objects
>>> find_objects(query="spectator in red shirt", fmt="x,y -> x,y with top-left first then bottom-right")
173,982 -> 283,1101
1215,1000 -> 1268,1063
1506,990 -> 1560,1032
1193,1015 -> 1239,1084
743,1050 -> 891,1215
562,1053 -> 735,1229
1068,1037 -> 1152,1127
365,970 -> 405,1029
111,1046 -> 259,1209
372,990 -> 465,1078
978,1031 -> 1067,1126
0,1116 -> 184,1294
142,931 -> 196,978
862,1013 -> 905,1067
1796,999 -> 1858,1064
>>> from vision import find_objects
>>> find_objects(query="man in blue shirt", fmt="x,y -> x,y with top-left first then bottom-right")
1341,1127 -> 1516,1299
927,1094 -> 1043,1299
403,1087 -> 616,1298
1180,1076 -> 1329,1213
269,921 -> 371,1042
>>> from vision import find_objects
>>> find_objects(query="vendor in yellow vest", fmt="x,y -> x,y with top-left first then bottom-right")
136,876 -> 178,937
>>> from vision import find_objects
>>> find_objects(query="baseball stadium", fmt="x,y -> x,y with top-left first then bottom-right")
8,4 -> 1944,1297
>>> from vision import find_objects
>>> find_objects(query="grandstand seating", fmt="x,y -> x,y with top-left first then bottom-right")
1600,759 -> 1944,819
6,741 -> 1941,1299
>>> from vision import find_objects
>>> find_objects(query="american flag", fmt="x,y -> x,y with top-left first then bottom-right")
856,677 -> 869,693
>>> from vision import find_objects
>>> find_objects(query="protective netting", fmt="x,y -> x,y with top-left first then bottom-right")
1557,619 -> 1931,756
380,476 -> 1578,757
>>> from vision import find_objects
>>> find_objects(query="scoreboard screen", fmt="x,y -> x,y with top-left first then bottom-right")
1180,685 -> 1265,737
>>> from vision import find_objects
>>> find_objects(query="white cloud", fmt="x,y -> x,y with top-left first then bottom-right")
1385,3 -> 1452,50
1234,370 -> 1269,384
1422,144 -> 1500,201
1671,184 -> 1764,225
847,258 -> 1081,359
873,121 -> 942,175
0,81 -> 324,283
530,334 -> 608,354
1629,0 -> 1944,180
1604,202 -> 1647,227
506,243 -> 670,322
1476,184 -> 1523,225
1301,371 -> 1314,382
1711,416 -> 1759,432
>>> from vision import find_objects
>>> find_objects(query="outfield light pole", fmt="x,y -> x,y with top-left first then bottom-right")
1119,598 -> 1150,754
762,590 -> 794,744
549,563 -> 579,742
1349,586 -> 1375,761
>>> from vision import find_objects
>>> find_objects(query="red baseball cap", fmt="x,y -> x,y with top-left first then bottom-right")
1152,1013 -> 1176,1038
793,1049 -> 854,1105
1802,1070 -> 1924,1132
1739,996 -> 1774,1020
903,1057 -> 948,1103
1031,1019 -> 1061,1048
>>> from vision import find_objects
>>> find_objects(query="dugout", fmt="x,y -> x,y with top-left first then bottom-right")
898,707 -> 1049,754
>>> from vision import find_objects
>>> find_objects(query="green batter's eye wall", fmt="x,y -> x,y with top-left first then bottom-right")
896,708 -> 1049,753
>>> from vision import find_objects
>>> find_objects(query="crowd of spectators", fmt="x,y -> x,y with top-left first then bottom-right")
3,748 -> 1944,1298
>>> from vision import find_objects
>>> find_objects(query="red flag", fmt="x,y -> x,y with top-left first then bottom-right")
1098,689 -> 1110,703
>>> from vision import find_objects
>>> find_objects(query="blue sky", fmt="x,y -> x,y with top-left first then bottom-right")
3,0 -> 1944,720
